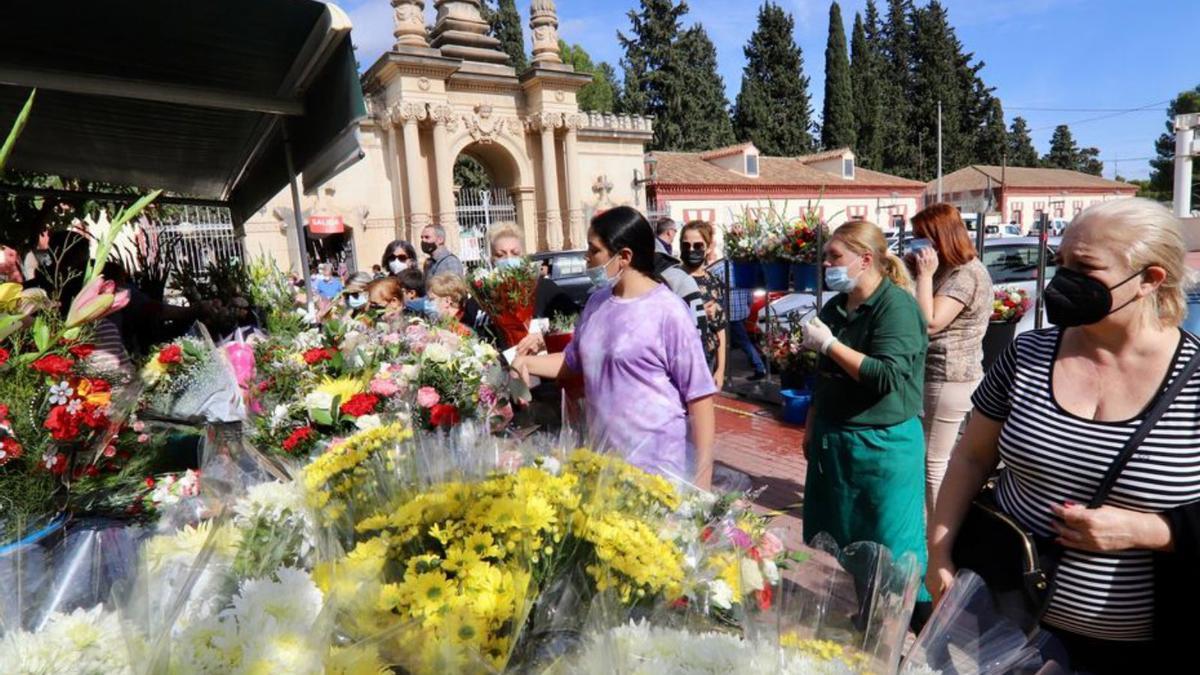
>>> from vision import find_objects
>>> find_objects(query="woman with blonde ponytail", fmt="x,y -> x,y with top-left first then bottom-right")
798,219 -> 933,620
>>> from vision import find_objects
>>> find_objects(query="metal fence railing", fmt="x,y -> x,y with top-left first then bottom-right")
456,188 -> 516,268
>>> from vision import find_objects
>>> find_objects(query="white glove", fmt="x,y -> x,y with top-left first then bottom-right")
801,317 -> 838,355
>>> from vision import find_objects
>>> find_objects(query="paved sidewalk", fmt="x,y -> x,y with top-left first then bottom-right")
713,394 -> 808,549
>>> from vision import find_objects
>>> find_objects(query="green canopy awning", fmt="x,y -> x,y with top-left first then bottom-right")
0,0 -> 367,224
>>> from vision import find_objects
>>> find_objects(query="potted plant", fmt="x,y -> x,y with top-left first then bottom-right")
983,285 -> 1032,371
543,313 -> 577,354
765,314 -> 820,424
783,213 -> 827,293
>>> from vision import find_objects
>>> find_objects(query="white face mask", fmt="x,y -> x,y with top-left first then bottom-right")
388,259 -> 409,275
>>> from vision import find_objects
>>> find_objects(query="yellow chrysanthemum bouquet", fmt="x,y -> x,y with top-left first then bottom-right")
303,423 -> 689,674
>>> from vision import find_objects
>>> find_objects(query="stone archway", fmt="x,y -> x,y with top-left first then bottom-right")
448,131 -> 538,257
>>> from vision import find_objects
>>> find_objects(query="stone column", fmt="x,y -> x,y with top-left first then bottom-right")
392,0 -> 429,48
511,186 -> 539,250
530,113 -> 564,250
529,0 -> 563,66
430,104 -> 461,254
398,102 -> 431,236
382,106 -> 408,239
562,114 -> 585,249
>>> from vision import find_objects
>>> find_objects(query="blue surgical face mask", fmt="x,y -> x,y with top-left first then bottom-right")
586,257 -> 620,290
347,293 -> 367,309
824,266 -> 858,293
424,297 -> 442,320
495,257 -> 524,271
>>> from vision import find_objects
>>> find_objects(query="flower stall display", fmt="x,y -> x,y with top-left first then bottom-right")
991,285 -> 1032,323
470,260 -> 540,348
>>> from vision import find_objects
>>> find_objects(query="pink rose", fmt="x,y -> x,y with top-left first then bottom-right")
370,378 -> 400,397
137,434 -> 150,443
382,332 -> 402,345
416,386 -> 440,409
132,421 -> 145,433
758,531 -> 784,559
102,445 -> 117,458
479,385 -> 498,408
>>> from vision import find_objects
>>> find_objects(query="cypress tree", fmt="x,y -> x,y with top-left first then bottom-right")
909,1 -> 963,180
822,2 -> 855,150
1007,116 -> 1039,167
488,0 -> 527,72
668,25 -> 737,151
878,0 -> 917,176
1042,124 -> 1081,170
975,97 -> 1008,165
617,0 -> 689,150
732,2 -> 814,157
850,12 -> 882,169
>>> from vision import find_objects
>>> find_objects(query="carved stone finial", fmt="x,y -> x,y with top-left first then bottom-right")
392,0 -> 429,49
529,0 -> 562,66
430,0 -> 509,64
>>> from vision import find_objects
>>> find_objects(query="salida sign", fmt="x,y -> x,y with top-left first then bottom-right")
307,214 -> 345,235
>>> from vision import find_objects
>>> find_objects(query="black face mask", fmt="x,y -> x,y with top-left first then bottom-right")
420,241 -> 438,255
1044,266 -> 1145,327
682,249 -> 706,268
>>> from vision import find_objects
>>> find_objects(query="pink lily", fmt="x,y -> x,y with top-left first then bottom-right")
65,276 -> 129,328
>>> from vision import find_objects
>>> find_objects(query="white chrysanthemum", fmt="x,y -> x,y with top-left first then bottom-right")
354,414 -> 382,430
0,606 -> 139,675
224,567 -> 323,635
269,404 -> 291,431
709,579 -> 734,610
422,342 -> 451,364
294,329 -> 324,351
173,615 -> 241,673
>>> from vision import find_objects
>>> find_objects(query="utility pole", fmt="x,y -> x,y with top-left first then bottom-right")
936,100 -> 943,203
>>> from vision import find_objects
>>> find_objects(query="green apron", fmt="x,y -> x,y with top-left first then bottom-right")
803,415 -> 930,602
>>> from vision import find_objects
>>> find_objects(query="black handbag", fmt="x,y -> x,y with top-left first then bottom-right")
952,350 -> 1200,634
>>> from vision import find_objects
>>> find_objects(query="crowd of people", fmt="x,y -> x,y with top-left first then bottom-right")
289,197 -> 1198,672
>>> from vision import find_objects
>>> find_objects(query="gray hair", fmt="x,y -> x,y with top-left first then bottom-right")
424,224 -> 447,241
655,218 -> 677,236
1071,197 -> 1197,327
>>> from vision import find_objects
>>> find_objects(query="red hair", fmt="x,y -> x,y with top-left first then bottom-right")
911,203 -> 976,268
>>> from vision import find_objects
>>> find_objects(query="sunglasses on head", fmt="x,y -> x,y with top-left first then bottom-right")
681,242 -> 707,252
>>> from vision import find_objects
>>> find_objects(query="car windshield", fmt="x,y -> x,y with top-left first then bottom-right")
982,244 -> 1057,283
552,254 -> 587,277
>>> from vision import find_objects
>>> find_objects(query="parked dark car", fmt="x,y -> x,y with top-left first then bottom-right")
530,250 -> 592,308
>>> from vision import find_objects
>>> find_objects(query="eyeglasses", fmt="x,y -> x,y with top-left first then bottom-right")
391,254 -> 409,261
681,242 -> 707,252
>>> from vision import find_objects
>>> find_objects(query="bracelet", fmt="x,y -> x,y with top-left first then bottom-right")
820,336 -> 838,356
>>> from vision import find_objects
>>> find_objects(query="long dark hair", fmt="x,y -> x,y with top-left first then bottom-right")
589,206 -> 658,277
381,239 -> 417,273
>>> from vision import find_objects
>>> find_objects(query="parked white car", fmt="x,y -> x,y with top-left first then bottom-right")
756,237 -> 1060,336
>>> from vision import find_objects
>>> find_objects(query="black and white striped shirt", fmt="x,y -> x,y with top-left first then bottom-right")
973,328 -> 1200,641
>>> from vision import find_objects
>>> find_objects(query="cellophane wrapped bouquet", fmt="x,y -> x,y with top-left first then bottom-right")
469,260 -> 539,348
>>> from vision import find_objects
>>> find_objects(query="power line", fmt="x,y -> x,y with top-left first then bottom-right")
1008,105 -> 1165,113
1029,100 -> 1170,132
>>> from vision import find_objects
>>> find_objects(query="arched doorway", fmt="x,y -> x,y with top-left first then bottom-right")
453,141 -> 522,267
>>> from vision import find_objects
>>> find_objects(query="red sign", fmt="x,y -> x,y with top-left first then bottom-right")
307,214 -> 345,235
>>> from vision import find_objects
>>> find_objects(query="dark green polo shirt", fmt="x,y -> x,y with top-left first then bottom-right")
812,277 -> 927,426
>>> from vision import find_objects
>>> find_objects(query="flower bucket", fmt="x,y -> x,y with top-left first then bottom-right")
0,514 -> 67,556
544,331 -> 574,354
779,388 -> 812,425
731,260 -> 762,288
790,263 -> 819,292
982,321 -> 1018,373
1184,291 -> 1200,336
762,262 -> 790,291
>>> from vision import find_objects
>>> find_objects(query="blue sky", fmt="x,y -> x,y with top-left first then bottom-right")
333,0 -> 1200,180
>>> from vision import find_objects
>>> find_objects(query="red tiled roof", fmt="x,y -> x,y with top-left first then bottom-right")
650,151 -> 925,190
796,147 -> 853,164
933,165 -> 1137,193
698,142 -> 757,161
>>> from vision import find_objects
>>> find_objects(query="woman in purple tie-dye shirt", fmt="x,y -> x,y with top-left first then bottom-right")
513,207 -> 718,488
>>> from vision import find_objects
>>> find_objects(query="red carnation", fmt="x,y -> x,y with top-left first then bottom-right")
44,405 -> 81,441
0,347 -> 9,367
68,344 -> 96,359
31,354 -> 75,378
429,403 -> 461,429
158,344 -> 184,365
756,585 -> 773,611
45,452 -> 68,475
303,348 -> 334,366
0,437 -> 22,466
83,464 -> 100,478
339,393 -> 379,418
145,477 -> 156,488
282,426 -> 316,453
0,404 -> 9,420
80,405 -> 109,430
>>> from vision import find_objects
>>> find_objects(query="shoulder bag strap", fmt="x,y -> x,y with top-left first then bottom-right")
1088,349 -> 1200,508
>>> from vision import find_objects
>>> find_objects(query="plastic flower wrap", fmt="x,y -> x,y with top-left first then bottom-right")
0,605 -> 141,674
990,285 -> 1032,323
469,260 -> 539,348
764,312 -> 820,377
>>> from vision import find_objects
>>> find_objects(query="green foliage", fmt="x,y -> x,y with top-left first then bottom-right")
487,0 -> 528,72
559,40 -> 617,113
454,155 -> 492,193
666,25 -> 736,151
732,2 -> 814,157
616,0 -> 690,150
1041,124 -> 1101,175
821,3 -> 855,151
877,0 -> 917,176
0,89 -> 34,173
850,8 -> 883,170
1149,85 -> 1200,200
247,257 -> 304,337
1006,116 -> 1039,167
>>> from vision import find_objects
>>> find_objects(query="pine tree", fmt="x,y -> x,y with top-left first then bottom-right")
975,97 -> 1008,165
1077,147 -> 1104,176
1007,116 -> 1039,167
850,11 -> 883,169
822,2 -> 855,150
668,25 -> 736,151
732,2 -> 814,156
1149,85 -> 1200,200
617,0 -> 689,149
909,1 -> 963,180
1042,124 -> 1081,170
878,0 -> 917,176
560,40 -> 617,112
488,0 -> 527,72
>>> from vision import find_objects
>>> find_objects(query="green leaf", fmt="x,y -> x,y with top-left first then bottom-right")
0,89 -> 35,174
32,316 -> 49,353
62,326 -> 81,342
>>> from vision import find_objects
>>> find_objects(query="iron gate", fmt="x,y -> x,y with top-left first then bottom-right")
455,187 -> 516,266
146,205 -> 245,271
